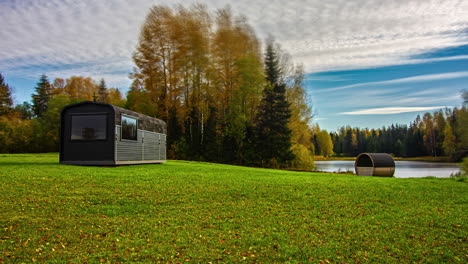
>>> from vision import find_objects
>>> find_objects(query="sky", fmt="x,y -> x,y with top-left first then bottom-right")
1,0 -> 467,131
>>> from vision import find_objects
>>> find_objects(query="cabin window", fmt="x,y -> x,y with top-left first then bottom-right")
71,114 -> 107,141
121,115 -> 138,140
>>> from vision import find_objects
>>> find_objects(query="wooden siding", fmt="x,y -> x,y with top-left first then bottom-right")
115,126 -> 166,162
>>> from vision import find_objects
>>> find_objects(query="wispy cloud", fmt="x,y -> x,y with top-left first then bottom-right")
0,0 -> 153,86
274,0 -> 468,72
339,106 -> 451,115
305,75 -> 353,82
318,86 -> 460,111
1,0 -> 467,82
316,71 -> 468,93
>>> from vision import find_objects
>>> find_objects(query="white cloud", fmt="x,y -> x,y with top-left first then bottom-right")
272,0 -> 468,72
0,0 -> 152,82
339,106 -> 451,115
0,0 -> 467,88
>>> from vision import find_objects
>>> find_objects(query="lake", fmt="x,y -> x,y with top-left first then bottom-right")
315,160 -> 460,178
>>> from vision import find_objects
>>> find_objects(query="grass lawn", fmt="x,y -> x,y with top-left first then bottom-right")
1,153 -> 466,263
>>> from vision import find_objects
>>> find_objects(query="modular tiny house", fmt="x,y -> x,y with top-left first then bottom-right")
60,101 -> 167,165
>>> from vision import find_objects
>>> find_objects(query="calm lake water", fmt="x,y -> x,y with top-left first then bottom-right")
315,160 -> 460,178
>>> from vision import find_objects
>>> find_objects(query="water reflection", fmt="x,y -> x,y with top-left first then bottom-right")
315,160 -> 460,178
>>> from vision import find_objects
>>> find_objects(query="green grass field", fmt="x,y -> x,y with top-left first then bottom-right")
1,154 -> 466,263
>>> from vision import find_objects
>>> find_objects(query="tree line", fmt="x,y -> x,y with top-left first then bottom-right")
330,105 -> 468,161
0,74 -> 125,153
1,4 -> 465,165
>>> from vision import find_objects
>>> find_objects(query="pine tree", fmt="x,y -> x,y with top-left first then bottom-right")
254,42 -> 293,168
264,42 -> 281,85
98,79 -> 108,103
32,74 -> 53,117
0,73 -> 14,116
202,106 -> 220,162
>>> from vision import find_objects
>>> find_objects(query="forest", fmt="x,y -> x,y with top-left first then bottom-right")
330,106 -> 468,161
0,5 -> 466,168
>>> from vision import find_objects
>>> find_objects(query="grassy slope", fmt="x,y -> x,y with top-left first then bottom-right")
0,154 -> 466,263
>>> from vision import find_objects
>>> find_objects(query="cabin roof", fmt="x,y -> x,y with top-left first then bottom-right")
62,101 -> 167,134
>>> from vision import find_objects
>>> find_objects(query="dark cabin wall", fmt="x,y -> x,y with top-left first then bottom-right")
60,103 -> 115,162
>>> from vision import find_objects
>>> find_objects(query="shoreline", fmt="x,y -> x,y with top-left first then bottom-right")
315,156 -> 455,163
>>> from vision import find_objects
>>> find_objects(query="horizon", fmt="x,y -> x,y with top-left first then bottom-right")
1,0 -> 467,131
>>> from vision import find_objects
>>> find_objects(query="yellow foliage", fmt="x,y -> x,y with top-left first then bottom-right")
290,144 -> 315,170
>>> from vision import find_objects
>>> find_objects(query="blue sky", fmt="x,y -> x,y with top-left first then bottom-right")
1,0 -> 467,131
307,45 -> 468,131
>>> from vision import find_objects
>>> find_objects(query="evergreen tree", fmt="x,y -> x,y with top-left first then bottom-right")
254,42 -> 293,168
166,105 -> 184,159
264,42 -> 281,85
98,79 -> 108,103
0,73 -> 14,116
32,74 -> 53,117
202,106 -> 220,162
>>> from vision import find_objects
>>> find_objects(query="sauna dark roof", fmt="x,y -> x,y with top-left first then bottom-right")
62,101 -> 167,134
355,153 -> 395,168
113,105 -> 166,134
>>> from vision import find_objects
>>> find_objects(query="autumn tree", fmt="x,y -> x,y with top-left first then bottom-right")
62,76 -> 99,100
286,65 -> 315,168
442,123 -> 456,158
51,78 -> 66,96
211,9 -> 264,163
421,113 -> 437,157
131,5 -> 183,121
131,5 -> 211,157
312,126 -> 334,157
107,88 -> 125,107
0,73 -> 14,116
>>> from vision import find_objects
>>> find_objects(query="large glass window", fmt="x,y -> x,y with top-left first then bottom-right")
121,115 -> 137,140
71,114 -> 107,141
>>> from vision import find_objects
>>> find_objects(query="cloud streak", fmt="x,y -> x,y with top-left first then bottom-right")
315,71 -> 468,93
339,106 -> 451,115
1,0 -> 467,79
